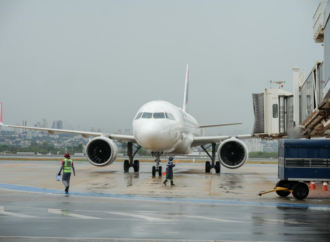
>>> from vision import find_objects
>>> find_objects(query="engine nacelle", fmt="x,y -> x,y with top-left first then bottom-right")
85,136 -> 118,167
217,137 -> 248,169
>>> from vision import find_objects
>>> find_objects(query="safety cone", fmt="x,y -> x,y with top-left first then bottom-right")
322,181 -> 328,191
309,181 -> 316,189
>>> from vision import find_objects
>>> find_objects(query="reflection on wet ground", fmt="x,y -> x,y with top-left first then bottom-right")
1,189 -> 330,241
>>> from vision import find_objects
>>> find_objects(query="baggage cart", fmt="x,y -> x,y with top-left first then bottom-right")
259,139 -> 330,200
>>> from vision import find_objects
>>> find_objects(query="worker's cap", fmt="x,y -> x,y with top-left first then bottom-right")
169,156 -> 174,161
64,153 -> 70,158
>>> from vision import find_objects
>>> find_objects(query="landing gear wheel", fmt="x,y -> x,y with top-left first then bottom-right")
158,166 -> 162,176
152,166 -> 156,177
124,160 -> 130,173
205,161 -> 211,173
215,161 -> 220,174
275,180 -> 291,197
292,182 -> 309,200
133,160 -> 139,172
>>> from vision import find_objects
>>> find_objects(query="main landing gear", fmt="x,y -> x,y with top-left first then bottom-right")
151,152 -> 163,177
201,143 -> 220,174
124,142 -> 141,173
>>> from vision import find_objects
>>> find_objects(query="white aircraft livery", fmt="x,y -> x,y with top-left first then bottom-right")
0,65 -> 251,176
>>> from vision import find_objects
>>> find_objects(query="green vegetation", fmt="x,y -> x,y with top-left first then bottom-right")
249,151 -> 278,158
0,143 -> 84,155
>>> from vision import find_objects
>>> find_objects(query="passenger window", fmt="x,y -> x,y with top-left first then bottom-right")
153,113 -> 165,119
169,113 -> 175,120
135,112 -> 142,120
142,112 -> 152,119
273,104 -> 278,118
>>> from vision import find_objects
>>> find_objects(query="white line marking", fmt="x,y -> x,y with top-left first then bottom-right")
48,209 -> 101,219
184,215 -> 239,223
0,206 -> 37,218
106,211 -> 165,221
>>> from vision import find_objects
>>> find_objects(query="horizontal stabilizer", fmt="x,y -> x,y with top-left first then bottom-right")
191,134 -> 252,147
199,123 -> 242,128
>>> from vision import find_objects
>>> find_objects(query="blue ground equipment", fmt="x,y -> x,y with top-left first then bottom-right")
260,139 -> 330,200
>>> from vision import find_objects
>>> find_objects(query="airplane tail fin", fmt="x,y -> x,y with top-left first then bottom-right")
182,64 -> 189,113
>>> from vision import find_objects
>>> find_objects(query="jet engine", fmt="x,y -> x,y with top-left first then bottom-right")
85,136 -> 118,167
217,137 -> 248,169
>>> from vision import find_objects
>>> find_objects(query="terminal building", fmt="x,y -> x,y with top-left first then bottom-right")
252,1 -> 330,140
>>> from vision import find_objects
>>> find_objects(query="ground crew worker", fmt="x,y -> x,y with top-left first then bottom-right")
163,156 -> 175,186
58,153 -> 75,194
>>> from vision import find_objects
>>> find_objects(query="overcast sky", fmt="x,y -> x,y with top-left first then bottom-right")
0,0 -> 324,134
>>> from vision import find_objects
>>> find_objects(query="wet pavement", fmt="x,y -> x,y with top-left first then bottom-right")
0,161 -> 281,198
1,160 -> 330,241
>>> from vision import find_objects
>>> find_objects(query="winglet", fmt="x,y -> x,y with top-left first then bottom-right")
182,64 -> 189,113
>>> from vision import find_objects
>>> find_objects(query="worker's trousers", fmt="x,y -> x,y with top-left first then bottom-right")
62,173 -> 71,189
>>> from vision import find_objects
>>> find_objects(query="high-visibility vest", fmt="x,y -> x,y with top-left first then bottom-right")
63,158 -> 73,173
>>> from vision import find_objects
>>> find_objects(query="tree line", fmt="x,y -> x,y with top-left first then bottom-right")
0,143 -> 84,155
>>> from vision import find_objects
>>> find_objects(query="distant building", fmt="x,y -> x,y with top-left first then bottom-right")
243,139 -> 264,152
52,121 -> 56,129
124,129 -> 130,135
200,128 -> 205,137
27,130 -> 32,139
97,128 -> 101,132
117,129 -> 122,134
56,120 -> 63,129
91,127 -> 95,132
42,119 -> 48,128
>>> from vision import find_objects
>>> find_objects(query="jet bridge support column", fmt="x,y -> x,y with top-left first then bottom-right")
293,66 -> 300,126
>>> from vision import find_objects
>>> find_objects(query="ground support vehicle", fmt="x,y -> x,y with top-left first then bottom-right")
259,139 -> 330,200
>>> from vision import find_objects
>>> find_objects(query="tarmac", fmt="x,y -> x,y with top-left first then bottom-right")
1,160 -> 330,241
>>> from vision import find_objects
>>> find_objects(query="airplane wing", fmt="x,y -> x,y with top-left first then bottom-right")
191,134 -> 252,147
199,123 -> 242,128
0,123 -> 136,143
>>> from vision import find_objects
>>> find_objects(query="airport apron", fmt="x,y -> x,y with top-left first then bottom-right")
62,159 -> 72,188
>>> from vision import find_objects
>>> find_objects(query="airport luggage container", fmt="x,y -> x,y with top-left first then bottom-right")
260,139 -> 330,200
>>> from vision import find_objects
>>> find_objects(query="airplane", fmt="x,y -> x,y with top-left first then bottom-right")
0,65 -> 251,176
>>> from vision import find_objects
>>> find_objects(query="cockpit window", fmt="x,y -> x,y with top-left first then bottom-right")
169,113 -> 175,120
142,112 -> 152,119
135,112 -> 142,120
165,113 -> 170,119
153,113 -> 165,119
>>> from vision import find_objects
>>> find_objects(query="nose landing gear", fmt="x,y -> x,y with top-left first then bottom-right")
123,142 -> 141,173
151,152 -> 163,177
201,143 -> 221,174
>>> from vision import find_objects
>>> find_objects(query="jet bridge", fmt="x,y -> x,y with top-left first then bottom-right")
252,88 -> 293,140
252,62 -> 330,140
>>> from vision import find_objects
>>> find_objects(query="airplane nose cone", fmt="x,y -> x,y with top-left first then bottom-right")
137,122 -> 166,151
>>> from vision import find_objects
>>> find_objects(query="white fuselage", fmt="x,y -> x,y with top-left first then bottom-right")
132,101 -> 200,155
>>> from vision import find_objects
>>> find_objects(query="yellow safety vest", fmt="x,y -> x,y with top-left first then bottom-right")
63,158 -> 73,173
